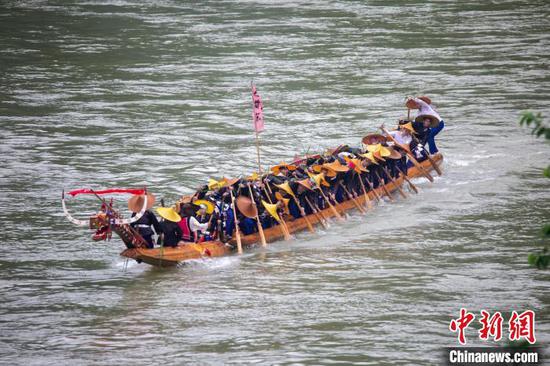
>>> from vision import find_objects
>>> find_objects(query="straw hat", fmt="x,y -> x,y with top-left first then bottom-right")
366,143 -> 391,157
194,199 -> 214,214
296,178 -> 313,190
261,200 -> 281,222
236,196 -> 257,218
400,122 -> 417,134
362,134 -> 387,146
405,97 -> 420,109
415,113 -> 440,128
127,193 -> 156,213
222,177 -> 240,186
275,181 -> 296,197
309,172 -> 330,187
322,161 -> 349,174
246,172 -> 259,181
271,162 -> 297,175
156,207 -> 181,222
418,95 -> 432,105
361,151 -> 379,165
386,147 -> 403,160
348,158 -> 368,173
207,178 -> 223,190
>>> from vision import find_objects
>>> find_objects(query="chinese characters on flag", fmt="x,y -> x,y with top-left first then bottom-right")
449,309 -> 536,345
252,84 -> 264,133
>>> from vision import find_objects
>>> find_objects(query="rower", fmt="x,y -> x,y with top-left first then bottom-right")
128,193 -> 160,249
194,199 -> 215,242
156,207 -> 183,248
178,203 -> 209,243
408,96 -> 445,154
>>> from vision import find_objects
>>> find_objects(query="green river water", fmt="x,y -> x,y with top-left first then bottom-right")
0,1 -> 549,365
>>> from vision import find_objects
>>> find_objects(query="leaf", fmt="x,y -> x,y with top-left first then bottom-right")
543,166 -> 550,178
543,224 -> 550,237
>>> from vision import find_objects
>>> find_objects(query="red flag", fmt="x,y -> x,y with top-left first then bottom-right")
252,84 -> 264,133
68,188 -> 145,197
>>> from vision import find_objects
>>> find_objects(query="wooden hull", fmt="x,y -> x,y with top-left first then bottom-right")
121,154 -> 443,267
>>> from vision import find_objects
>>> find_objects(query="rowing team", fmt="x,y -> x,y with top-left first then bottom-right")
128,96 -> 445,249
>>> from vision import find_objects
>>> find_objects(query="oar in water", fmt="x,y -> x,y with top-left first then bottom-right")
382,166 -> 408,199
273,181 -> 315,233
247,183 -> 268,247
396,166 -> 419,194
261,183 -> 292,240
420,145 -> 443,176
228,188 -> 243,254
261,200 -> 292,240
304,196 -> 329,229
340,183 -> 367,214
311,175 -> 344,221
355,171 -> 373,210
380,126 -> 434,182
363,176 -> 382,203
374,171 -> 395,202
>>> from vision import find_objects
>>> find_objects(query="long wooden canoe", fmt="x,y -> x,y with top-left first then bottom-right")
120,153 -> 443,267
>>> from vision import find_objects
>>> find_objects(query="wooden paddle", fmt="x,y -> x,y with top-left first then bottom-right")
340,183 -> 367,214
382,166 -> 408,199
304,196 -> 329,229
420,145 -> 443,176
247,183 -> 267,247
261,184 -> 292,240
374,171 -> 395,202
380,126 -> 434,182
355,172 -> 373,210
314,183 -> 344,221
364,176 -> 382,202
396,166 -> 419,194
272,180 -> 315,233
228,188 -> 243,254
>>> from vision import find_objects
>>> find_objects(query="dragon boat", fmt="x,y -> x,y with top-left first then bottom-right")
62,152 -> 443,267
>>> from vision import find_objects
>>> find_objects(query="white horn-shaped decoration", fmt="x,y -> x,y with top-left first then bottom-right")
61,190 -> 88,227
115,190 -> 147,225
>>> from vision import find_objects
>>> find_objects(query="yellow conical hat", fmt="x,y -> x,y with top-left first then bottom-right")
309,172 -> 330,187
349,158 -> 368,173
400,122 -> 417,134
361,152 -> 379,165
322,160 -> 349,174
261,200 -> 281,222
274,192 -> 291,214
275,181 -> 295,197
207,178 -> 222,190
156,207 -> 181,222
194,199 -> 214,214
247,172 -> 259,181
366,143 -> 391,157
366,143 -> 382,153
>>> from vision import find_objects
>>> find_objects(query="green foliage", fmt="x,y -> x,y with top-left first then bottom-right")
519,112 -> 550,140
527,248 -> 549,270
520,112 -> 549,269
